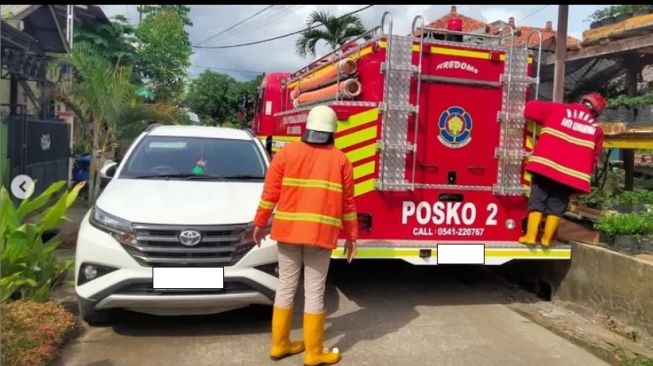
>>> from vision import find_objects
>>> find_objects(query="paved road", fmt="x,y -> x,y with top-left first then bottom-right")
56,261 -> 608,366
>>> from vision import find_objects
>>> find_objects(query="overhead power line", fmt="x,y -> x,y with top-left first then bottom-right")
209,5 -> 289,45
519,5 -> 549,24
191,65 -> 264,74
195,5 -> 274,46
193,5 -> 374,49
216,5 -> 305,45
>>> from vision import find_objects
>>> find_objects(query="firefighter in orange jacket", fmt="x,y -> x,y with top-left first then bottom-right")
519,92 -> 606,247
253,105 -> 357,365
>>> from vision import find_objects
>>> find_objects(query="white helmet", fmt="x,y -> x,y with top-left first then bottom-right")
306,105 -> 337,133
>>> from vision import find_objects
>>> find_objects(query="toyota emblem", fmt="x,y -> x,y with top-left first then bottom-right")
179,230 -> 202,246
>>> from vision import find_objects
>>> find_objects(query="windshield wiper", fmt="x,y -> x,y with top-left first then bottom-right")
134,173 -> 196,179
184,174 -> 225,180
218,175 -> 265,180
132,173 -> 263,180
134,173 -> 222,180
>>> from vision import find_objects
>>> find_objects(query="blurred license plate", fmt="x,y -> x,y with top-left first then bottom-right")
152,267 -> 224,289
437,244 -> 485,264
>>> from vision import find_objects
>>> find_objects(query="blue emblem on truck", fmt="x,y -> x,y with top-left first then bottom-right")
438,106 -> 473,148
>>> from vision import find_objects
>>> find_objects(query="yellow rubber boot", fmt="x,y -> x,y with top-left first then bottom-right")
270,306 -> 304,360
541,215 -> 561,248
518,211 -> 543,245
303,311 -> 341,366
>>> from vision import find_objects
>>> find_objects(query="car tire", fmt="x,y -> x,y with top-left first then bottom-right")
78,301 -> 111,326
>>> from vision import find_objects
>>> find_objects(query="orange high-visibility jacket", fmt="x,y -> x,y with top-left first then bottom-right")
254,141 -> 358,249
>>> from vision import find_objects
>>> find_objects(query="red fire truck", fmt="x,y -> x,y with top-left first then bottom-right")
251,12 -> 571,265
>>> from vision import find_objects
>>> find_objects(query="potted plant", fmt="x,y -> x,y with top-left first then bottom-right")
639,213 -> 653,254
595,212 -> 646,255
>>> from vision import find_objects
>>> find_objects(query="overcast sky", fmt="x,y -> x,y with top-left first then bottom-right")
100,4 -> 609,82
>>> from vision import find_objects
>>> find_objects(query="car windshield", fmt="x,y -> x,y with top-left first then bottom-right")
120,135 -> 266,181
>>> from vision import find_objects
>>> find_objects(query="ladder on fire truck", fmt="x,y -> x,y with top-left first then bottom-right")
375,12 -> 544,196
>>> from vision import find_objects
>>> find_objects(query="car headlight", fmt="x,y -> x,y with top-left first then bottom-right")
90,206 -> 135,242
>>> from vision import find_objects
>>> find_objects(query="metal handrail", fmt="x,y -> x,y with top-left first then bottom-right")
525,30 -> 543,100
410,15 -> 425,191
335,49 -> 342,102
525,29 -> 543,148
498,25 -> 515,196
500,26 -> 516,123
287,26 -> 381,82
421,26 -> 505,40
379,11 -> 393,190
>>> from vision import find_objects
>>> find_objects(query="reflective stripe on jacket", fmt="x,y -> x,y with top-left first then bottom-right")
524,100 -> 604,193
254,141 -> 358,249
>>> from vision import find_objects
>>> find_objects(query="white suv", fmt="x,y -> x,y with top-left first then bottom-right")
75,125 -> 278,324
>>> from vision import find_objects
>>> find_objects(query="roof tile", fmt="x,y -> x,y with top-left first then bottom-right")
426,6 -> 580,49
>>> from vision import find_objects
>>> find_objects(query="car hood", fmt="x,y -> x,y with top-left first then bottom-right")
95,178 -> 264,225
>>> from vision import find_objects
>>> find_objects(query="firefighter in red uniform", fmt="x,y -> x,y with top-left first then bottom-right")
519,92 -> 606,247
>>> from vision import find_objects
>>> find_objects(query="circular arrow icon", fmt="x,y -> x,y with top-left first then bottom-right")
10,175 -> 35,200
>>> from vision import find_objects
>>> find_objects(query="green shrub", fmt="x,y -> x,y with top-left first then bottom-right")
578,188 -> 611,209
1,300 -> 77,366
72,140 -> 92,155
587,5 -> 653,23
596,212 -> 653,237
606,189 -> 653,210
1,181 -> 84,303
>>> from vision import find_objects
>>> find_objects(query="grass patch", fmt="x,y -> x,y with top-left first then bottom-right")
619,352 -> 653,366
1,300 -> 77,366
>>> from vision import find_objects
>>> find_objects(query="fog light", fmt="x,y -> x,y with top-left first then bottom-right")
505,219 -> 516,230
84,265 -> 98,280
78,263 -> 118,286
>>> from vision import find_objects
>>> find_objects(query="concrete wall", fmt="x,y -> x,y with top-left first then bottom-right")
543,243 -> 653,339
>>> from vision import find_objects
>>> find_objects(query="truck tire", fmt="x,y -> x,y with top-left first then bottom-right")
78,301 -> 111,326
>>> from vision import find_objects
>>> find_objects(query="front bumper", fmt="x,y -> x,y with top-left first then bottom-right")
75,212 -> 279,316
331,239 -> 572,265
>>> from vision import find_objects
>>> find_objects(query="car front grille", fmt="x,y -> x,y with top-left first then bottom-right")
123,223 -> 252,267
114,280 -> 254,296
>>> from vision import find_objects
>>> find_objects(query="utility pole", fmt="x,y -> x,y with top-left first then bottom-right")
66,5 -> 74,51
138,5 -> 143,25
552,5 -> 569,102
622,56 -> 643,191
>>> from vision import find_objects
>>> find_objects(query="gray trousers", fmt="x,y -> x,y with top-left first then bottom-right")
274,243 -> 332,314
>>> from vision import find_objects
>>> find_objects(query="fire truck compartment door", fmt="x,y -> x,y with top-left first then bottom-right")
416,82 -> 502,187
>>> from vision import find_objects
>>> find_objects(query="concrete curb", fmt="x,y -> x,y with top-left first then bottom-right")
542,242 -> 653,347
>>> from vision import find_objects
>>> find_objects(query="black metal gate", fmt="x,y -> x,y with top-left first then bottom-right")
3,104 -> 70,196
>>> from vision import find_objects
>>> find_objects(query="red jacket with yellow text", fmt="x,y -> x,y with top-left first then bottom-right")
524,101 -> 604,193
254,141 -> 358,249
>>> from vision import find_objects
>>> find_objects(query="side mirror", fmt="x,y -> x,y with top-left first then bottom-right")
100,161 -> 118,179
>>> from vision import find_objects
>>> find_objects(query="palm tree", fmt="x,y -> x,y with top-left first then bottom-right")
49,42 -> 186,203
296,10 -> 366,58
